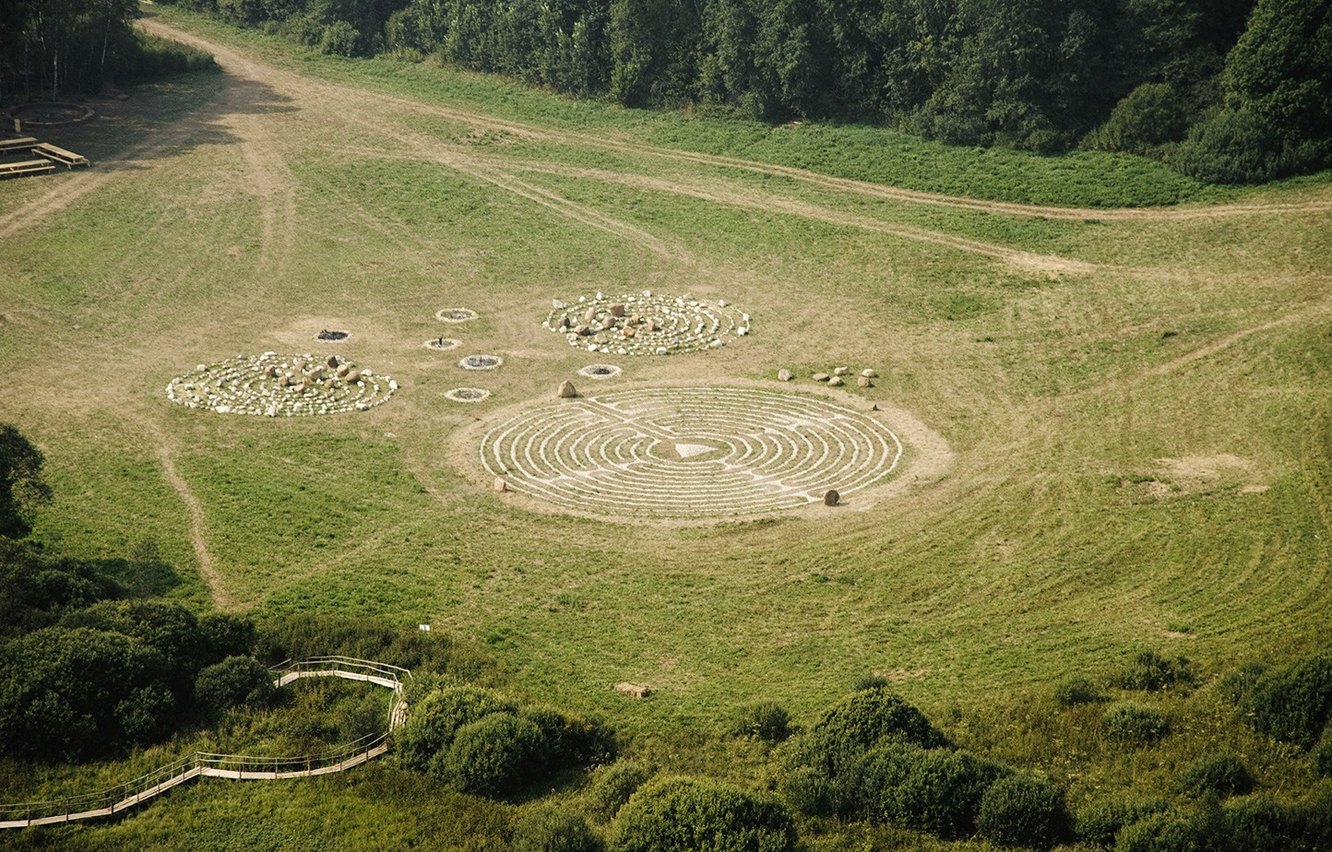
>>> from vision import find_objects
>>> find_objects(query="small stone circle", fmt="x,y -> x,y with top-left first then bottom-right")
166,353 -> 395,416
480,386 -> 903,519
315,329 -> 350,341
436,308 -> 478,323
424,338 -> 461,351
445,387 -> 491,403
459,354 -> 503,371
578,364 -> 623,379
544,291 -> 750,356
10,102 -> 95,125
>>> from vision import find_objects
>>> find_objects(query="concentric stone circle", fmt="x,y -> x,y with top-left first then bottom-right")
459,354 -> 503,371
480,387 -> 903,519
578,364 -> 623,379
543,291 -> 749,356
445,387 -> 491,403
166,353 -> 395,416
424,338 -> 461,351
436,308 -> 478,323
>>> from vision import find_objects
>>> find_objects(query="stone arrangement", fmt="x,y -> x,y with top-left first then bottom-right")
436,308 -> 478,323
480,387 -> 903,519
543,291 -> 749,356
166,353 -> 395,416
315,329 -> 350,341
444,387 -> 491,403
578,364 -> 623,379
459,354 -> 503,371
424,337 -> 461,351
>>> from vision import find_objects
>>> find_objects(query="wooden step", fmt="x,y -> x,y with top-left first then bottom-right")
0,137 -> 38,153
0,159 -> 56,178
31,143 -> 88,168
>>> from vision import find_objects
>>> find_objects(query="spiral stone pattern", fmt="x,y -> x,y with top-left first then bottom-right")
480,387 -> 903,518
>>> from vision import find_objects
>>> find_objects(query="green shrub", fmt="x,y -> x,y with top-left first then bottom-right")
1314,728 -> 1332,777
1178,754 -> 1254,798
854,674 -> 890,691
193,655 -> 275,711
1075,797 -> 1169,847
1174,107 -> 1326,185
199,613 -> 257,663
976,775 -> 1070,849
799,687 -> 949,777
855,742 -> 1008,839
512,804 -> 602,852
732,701 -> 792,742
1223,795 -> 1303,851
1090,83 -> 1196,155
1055,676 -> 1101,707
437,712 -> 546,795
778,765 -> 838,817
1117,651 -> 1196,692
611,776 -> 796,852
1237,653 -> 1332,748
320,20 -> 362,57
1104,703 -> 1169,746
588,761 -> 654,822
115,684 -> 176,743
520,705 -> 616,769
1114,811 -> 1200,852
395,686 -> 516,771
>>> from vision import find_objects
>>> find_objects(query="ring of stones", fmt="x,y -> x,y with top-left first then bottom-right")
166,353 -> 395,416
424,338 -> 461,351
459,354 -> 503,370
544,291 -> 749,356
480,387 -> 903,519
437,308 -> 478,323
578,364 -> 623,379
445,387 -> 491,403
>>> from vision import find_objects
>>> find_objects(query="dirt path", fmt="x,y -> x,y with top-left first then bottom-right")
144,423 -> 234,610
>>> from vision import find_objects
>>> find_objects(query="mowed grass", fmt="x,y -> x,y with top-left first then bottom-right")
0,7 -> 1330,845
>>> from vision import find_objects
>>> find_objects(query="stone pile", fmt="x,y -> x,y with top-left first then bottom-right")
166,353 -> 395,416
543,291 -> 750,356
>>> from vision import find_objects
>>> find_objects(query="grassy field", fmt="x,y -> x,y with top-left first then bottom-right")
1,6 -> 1330,848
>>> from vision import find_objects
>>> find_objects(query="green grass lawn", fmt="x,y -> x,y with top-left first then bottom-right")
0,7 -> 1329,847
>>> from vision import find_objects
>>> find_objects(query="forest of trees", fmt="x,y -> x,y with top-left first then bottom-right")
155,0 -> 1332,184
1,0 -> 215,100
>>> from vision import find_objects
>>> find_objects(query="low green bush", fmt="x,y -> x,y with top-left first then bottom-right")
610,776 -> 796,852
512,804 -> 602,852
436,712 -> 545,795
1178,753 -> 1254,798
855,741 -> 1008,839
319,20 -> 362,56
1075,796 -> 1169,847
1114,811 -> 1201,852
193,655 -> 275,711
1117,651 -> 1196,692
1088,82 -> 1196,155
1055,676 -> 1102,707
1104,703 -> 1169,746
732,701 -> 792,742
976,775 -> 1070,849
520,705 -> 615,768
798,687 -> 949,777
587,761 -> 654,822
1314,728 -> 1332,777
396,685 -> 516,772
1236,652 -> 1332,748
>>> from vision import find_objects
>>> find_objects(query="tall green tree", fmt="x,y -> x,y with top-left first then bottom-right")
0,425 -> 52,540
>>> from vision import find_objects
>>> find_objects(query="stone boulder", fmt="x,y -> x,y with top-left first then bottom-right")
777,369 -> 793,382
557,380 -> 578,398
615,682 -> 652,700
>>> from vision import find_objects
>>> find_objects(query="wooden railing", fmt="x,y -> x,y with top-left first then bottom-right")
0,657 -> 411,829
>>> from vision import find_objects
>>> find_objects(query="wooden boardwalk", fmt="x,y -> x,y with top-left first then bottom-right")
0,657 -> 410,830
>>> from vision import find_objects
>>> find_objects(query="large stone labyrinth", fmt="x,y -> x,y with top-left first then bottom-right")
480,387 -> 903,518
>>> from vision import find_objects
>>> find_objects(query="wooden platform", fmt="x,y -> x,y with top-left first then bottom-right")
0,159 -> 56,178
0,137 -> 38,154
31,142 -> 88,168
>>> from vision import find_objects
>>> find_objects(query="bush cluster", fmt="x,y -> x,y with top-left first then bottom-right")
512,804 -> 602,852
1233,653 -> 1332,749
611,776 -> 795,852
732,701 -> 791,742
1116,651 -> 1196,692
1177,754 -> 1254,798
396,685 -> 614,797
586,761 -> 654,822
1103,703 -> 1170,746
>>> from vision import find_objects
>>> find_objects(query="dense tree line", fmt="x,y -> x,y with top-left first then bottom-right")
1,0 -> 216,99
164,0 -> 1330,183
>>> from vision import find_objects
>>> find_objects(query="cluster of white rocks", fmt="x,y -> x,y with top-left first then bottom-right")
166,353 -> 395,416
543,291 -> 749,356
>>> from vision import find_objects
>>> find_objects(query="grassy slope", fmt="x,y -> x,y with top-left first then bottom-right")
0,8 -> 1329,847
